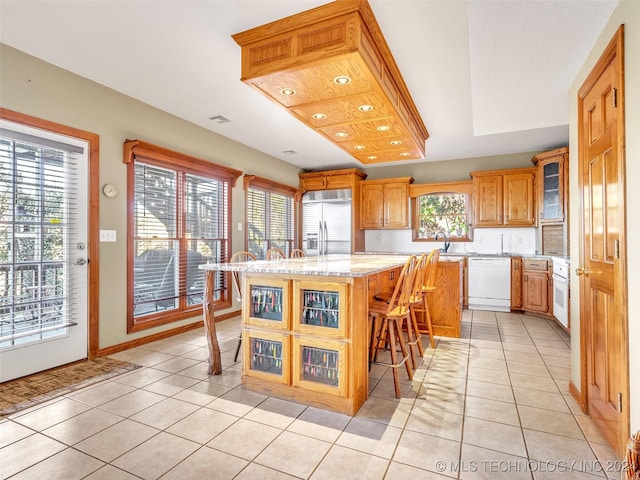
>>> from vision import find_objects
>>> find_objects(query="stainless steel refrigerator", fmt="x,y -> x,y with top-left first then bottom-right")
302,189 -> 352,256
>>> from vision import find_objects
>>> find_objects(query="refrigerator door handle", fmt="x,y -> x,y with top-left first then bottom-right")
319,220 -> 324,255
323,221 -> 329,255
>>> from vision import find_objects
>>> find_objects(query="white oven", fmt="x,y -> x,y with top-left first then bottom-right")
552,257 -> 569,329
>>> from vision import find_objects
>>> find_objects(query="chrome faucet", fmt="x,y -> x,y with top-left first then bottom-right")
435,231 -> 450,253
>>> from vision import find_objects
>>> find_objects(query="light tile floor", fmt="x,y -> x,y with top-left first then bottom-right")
1,310 -> 625,479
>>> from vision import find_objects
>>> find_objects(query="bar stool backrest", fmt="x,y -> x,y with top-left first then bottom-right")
422,249 -> 440,291
266,247 -> 286,260
386,255 -> 417,317
290,249 -> 306,258
410,252 -> 430,301
229,251 -> 256,301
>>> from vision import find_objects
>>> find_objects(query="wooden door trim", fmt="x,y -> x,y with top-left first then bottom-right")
577,25 -> 628,457
0,108 -> 101,358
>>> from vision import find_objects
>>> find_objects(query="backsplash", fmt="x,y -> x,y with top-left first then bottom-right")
364,227 -> 537,255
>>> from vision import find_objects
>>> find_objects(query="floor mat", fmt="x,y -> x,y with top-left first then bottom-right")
0,357 -> 141,416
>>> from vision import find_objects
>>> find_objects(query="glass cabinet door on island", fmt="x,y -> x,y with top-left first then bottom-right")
244,329 -> 290,384
293,281 -> 348,337
292,336 -> 347,397
244,277 -> 290,330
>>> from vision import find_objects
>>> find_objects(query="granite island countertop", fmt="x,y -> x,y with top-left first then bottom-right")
200,254 -> 413,278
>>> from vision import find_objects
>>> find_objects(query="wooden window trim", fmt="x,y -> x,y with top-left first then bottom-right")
411,181 -> 474,242
243,174 -> 304,200
124,139 -> 242,185
243,175 -> 302,257
125,139 -> 242,333
409,180 -> 473,197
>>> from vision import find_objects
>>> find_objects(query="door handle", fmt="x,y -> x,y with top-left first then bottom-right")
76,258 -> 88,266
575,267 -> 600,277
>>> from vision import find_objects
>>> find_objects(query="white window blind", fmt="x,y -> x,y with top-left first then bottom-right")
132,161 -> 229,318
0,130 -> 83,346
247,187 -> 295,259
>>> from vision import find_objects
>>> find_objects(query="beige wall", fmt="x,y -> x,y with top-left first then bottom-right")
568,0 -> 640,432
0,44 -> 303,349
361,151 -> 538,183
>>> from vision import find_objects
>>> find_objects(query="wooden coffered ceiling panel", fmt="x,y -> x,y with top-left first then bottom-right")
232,0 -> 428,165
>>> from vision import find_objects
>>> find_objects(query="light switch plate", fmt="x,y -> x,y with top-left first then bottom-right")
100,230 -> 117,242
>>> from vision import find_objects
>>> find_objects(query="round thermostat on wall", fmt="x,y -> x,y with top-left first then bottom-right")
102,184 -> 118,198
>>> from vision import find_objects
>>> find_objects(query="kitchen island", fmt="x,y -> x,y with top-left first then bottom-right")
200,254 -> 463,415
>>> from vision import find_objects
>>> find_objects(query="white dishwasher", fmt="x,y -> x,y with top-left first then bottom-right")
468,256 -> 511,312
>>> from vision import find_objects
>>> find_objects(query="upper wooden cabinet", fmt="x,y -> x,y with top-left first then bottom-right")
473,174 -> 503,226
531,147 -> 568,224
299,168 -> 367,191
299,168 -> 367,252
471,168 -> 537,227
360,177 -> 414,229
531,147 -> 569,256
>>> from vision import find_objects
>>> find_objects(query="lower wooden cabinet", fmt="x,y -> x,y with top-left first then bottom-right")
244,329 -> 290,384
241,273 -> 369,415
511,257 -> 523,310
292,336 -> 347,397
521,259 -> 553,316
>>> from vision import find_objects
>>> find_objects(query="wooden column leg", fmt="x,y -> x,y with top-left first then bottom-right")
203,270 -> 222,375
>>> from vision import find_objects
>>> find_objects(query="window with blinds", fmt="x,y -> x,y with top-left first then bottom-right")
0,129 -> 83,347
126,140 -> 242,332
245,176 -> 297,259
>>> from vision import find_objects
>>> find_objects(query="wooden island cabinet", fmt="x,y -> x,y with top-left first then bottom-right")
201,254 -> 463,415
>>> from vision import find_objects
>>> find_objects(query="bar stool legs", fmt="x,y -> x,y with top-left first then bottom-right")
369,315 -> 414,398
233,332 -> 242,362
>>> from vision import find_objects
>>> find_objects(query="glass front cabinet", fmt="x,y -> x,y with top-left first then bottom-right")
243,329 -> 290,384
293,280 -> 348,337
242,275 -> 352,405
292,336 -> 347,397
243,277 -> 290,330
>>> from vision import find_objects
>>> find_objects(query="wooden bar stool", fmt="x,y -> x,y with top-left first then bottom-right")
266,247 -> 286,260
229,251 -> 256,362
410,249 -> 439,349
407,252 -> 429,360
368,255 -> 417,397
289,249 -> 306,258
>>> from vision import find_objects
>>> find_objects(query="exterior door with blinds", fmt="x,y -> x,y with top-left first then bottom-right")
0,121 -> 88,382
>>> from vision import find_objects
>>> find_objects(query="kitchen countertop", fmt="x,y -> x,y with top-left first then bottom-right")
200,254 -> 412,278
358,251 -> 566,261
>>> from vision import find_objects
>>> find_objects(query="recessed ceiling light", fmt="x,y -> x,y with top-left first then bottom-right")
376,125 -> 390,132
390,140 -> 402,145
280,88 -> 296,96
358,104 -> 374,112
367,155 -> 377,160
282,150 -> 297,155
333,76 -> 351,85
354,145 -> 365,150
312,113 -> 327,120
335,132 -> 348,138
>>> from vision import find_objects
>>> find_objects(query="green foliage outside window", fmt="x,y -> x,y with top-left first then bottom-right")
416,193 -> 470,240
